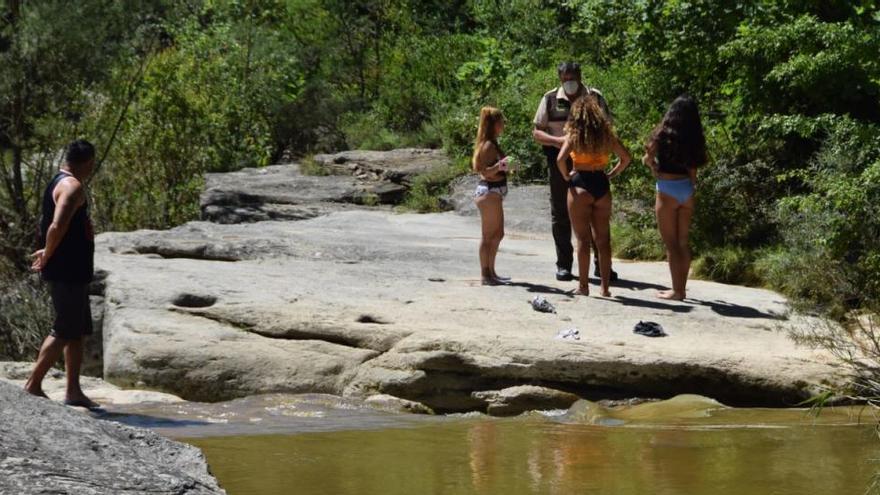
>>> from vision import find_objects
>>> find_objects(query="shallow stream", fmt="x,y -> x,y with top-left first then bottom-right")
110,394 -> 879,495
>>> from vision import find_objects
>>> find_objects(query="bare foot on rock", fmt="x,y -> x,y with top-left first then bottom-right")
24,386 -> 49,399
64,393 -> 101,410
657,290 -> 685,301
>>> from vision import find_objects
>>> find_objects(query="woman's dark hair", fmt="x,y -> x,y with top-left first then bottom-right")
649,95 -> 707,170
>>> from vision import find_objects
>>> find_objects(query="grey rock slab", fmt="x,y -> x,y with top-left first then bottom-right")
313,148 -> 449,185
202,163 -> 362,207
94,186 -> 843,411
200,164 -> 368,224
449,175 -> 553,235
0,381 -> 223,494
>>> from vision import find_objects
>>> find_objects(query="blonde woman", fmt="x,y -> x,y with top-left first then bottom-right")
557,95 -> 631,296
473,107 -> 510,286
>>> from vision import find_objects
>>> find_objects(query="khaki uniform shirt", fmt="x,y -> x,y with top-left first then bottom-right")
533,86 -> 610,145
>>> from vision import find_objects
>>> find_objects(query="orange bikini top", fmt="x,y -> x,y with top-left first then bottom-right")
570,150 -> 609,171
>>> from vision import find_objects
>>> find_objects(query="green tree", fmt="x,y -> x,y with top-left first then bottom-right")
0,0 -> 164,268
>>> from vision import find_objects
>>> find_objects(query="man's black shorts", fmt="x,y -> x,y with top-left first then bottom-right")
49,282 -> 93,341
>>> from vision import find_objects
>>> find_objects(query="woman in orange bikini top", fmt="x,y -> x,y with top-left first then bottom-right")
555,95 -> 631,297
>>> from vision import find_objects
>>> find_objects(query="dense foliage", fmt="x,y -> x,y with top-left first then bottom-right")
1,0 -> 879,357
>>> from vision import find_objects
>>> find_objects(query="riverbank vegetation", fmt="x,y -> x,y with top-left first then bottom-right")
1,0 -> 879,358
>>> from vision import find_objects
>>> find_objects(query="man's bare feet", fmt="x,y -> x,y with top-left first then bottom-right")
657,289 -> 685,301
24,386 -> 49,399
482,277 -> 505,286
599,288 -> 612,298
64,394 -> 101,410
574,286 -> 590,296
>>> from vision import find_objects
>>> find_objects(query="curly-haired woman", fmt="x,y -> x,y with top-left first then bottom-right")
556,95 -> 631,297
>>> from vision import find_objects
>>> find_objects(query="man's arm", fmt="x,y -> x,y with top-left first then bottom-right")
32,179 -> 84,270
532,93 -> 565,147
533,127 -> 565,147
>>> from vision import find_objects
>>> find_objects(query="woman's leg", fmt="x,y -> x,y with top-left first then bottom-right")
568,189 -> 594,295
476,193 -> 504,284
655,192 -> 684,299
675,199 -> 695,297
488,199 -> 505,279
591,192 -> 613,297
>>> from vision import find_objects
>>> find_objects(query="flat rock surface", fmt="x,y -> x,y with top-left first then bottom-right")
313,148 -> 448,184
448,175 -> 552,235
0,361 -> 183,406
201,149 -> 449,224
0,381 -> 224,494
200,164 -> 391,224
94,170 -> 842,410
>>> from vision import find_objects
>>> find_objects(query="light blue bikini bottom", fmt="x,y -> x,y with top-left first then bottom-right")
656,178 -> 694,204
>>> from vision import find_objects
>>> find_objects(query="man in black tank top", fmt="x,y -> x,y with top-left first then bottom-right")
24,140 -> 100,409
532,61 -> 618,282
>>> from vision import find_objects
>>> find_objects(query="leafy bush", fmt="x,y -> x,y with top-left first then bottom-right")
89,5 -> 304,231
0,271 -> 52,361
402,158 -> 471,213
611,220 -> 666,262
692,246 -> 761,286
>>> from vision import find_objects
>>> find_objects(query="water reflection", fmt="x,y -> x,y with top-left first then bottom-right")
96,393 -> 876,495
186,416 -> 877,495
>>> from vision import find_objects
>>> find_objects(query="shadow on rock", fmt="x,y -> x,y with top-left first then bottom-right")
601,277 -> 669,292
689,299 -> 787,320
503,281 -> 575,298
607,295 -> 694,313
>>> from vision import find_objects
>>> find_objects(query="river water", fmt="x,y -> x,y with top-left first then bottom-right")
111,394 -> 879,495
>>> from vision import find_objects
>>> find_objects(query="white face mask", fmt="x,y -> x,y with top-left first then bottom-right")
562,80 -> 580,95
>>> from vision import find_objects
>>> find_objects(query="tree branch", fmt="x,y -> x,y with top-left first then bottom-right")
89,41 -> 155,181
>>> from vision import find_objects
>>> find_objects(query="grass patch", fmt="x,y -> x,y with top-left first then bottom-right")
401,157 -> 471,213
0,271 -> 52,361
341,111 -> 443,151
611,220 -> 666,261
691,246 -> 762,286
299,154 -> 331,176
359,192 -> 380,207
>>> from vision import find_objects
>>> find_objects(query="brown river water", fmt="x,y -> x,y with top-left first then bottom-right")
111,394 -> 880,495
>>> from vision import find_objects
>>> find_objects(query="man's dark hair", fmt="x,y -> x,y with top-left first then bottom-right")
65,140 -> 96,167
557,61 -> 581,78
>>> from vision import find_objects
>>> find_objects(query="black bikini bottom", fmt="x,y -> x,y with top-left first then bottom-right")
569,170 -> 609,200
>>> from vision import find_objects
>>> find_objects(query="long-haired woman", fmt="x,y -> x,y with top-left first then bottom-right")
473,106 -> 510,286
557,95 -> 631,297
643,95 -> 708,300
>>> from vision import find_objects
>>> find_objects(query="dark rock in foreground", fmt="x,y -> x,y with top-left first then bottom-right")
0,381 -> 224,495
